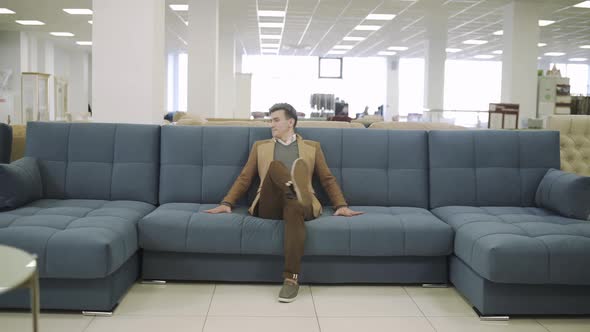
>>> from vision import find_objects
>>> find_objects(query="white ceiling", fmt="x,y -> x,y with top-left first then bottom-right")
1,0 -> 590,63
0,0 -> 92,52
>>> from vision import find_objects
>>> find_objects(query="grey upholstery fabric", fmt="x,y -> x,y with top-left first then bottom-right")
450,255 -> 590,315
0,253 -> 140,311
142,252 -> 449,284
159,126 -> 430,208
535,168 -> 590,220
25,122 -> 160,204
0,157 -> 42,210
139,204 -> 453,257
432,206 -> 590,285
0,123 -> 11,163
0,199 -> 154,278
429,130 -> 560,208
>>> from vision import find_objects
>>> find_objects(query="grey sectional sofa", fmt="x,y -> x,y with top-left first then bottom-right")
0,122 -> 160,311
1,122 -> 589,317
140,126 -> 454,284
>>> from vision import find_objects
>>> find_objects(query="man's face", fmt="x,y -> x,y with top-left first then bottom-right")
270,110 -> 294,138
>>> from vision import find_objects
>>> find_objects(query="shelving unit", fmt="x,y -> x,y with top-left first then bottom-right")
21,72 -> 50,124
537,76 -> 571,117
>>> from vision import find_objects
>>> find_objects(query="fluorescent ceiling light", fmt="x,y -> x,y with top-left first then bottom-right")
463,39 -> 488,45
378,51 -> 397,56
446,48 -> 462,53
50,32 -> 74,37
387,46 -> 408,51
260,43 -> 280,48
569,58 -> 587,61
169,4 -> 188,11
15,20 -> 45,25
474,55 -> 494,59
580,45 -> 590,49
538,43 -> 547,47
261,49 -> 278,53
366,14 -> 396,20
258,10 -> 285,17
327,50 -> 347,55
538,20 -> 555,26
0,8 -> 15,14
333,45 -> 354,50
343,36 -> 365,41
544,52 -> 566,56
573,1 -> 590,8
260,34 -> 281,40
63,8 -> 93,15
88,20 -> 93,24
354,25 -> 381,31
493,30 -> 503,36
76,41 -> 92,46
492,50 -> 503,54
259,22 -> 284,28
538,57 -> 542,60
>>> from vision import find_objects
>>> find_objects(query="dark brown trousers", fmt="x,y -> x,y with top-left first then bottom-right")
255,161 -> 313,280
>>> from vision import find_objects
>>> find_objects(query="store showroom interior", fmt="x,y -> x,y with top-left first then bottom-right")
1,0 -> 590,332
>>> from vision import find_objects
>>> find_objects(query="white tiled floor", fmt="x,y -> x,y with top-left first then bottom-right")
1,283 -> 589,332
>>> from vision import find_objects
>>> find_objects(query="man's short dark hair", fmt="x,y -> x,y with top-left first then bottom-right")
269,103 -> 298,128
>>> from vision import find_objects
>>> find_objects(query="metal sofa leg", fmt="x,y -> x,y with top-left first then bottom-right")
140,280 -> 167,285
421,283 -> 449,288
473,307 -> 509,321
82,311 -> 113,317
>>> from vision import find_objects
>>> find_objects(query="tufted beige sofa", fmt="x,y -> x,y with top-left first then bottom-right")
369,121 -> 466,130
175,113 -> 365,128
10,124 -> 26,162
546,115 -> 590,176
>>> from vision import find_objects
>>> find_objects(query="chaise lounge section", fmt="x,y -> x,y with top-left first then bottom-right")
0,122 -> 160,312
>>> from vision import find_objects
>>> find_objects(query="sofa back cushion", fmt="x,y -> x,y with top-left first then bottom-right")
25,122 -> 160,204
159,126 -> 430,208
429,130 -> 560,208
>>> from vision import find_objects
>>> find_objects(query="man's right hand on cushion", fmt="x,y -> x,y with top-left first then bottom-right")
204,205 -> 232,214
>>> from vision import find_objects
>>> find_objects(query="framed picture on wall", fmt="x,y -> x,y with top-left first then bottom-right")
318,57 -> 343,79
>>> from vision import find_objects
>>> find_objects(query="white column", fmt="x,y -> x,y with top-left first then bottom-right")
217,1 -> 236,118
69,52 -> 89,117
187,0 -> 218,119
42,40 -> 55,120
235,73 -> 251,118
423,0 -> 447,113
92,0 -> 165,124
385,56 -> 400,121
501,0 -> 539,127
235,46 -> 243,74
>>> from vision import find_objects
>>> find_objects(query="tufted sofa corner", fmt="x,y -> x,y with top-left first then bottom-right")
546,115 -> 590,176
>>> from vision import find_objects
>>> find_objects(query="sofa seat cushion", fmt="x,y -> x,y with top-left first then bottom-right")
432,206 -> 590,285
0,199 -> 155,279
139,204 -> 453,257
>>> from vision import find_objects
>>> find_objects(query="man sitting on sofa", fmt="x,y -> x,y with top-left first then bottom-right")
205,103 -> 363,302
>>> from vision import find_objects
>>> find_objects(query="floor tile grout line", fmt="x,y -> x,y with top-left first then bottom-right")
403,286 -> 438,332
535,318 -> 552,332
309,285 -> 322,332
201,283 -> 217,332
80,315 -> 95,332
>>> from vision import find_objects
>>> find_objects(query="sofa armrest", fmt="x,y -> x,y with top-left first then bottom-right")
535,168 -> 590,220
0,157 -> 43,210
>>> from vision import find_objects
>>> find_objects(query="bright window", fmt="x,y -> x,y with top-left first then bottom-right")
398,58 -> 424,116
550,63 -> 589,95
243,55 -> 386,117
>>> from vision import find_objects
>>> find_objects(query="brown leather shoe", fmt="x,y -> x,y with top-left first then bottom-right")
290,158 -> 313,209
